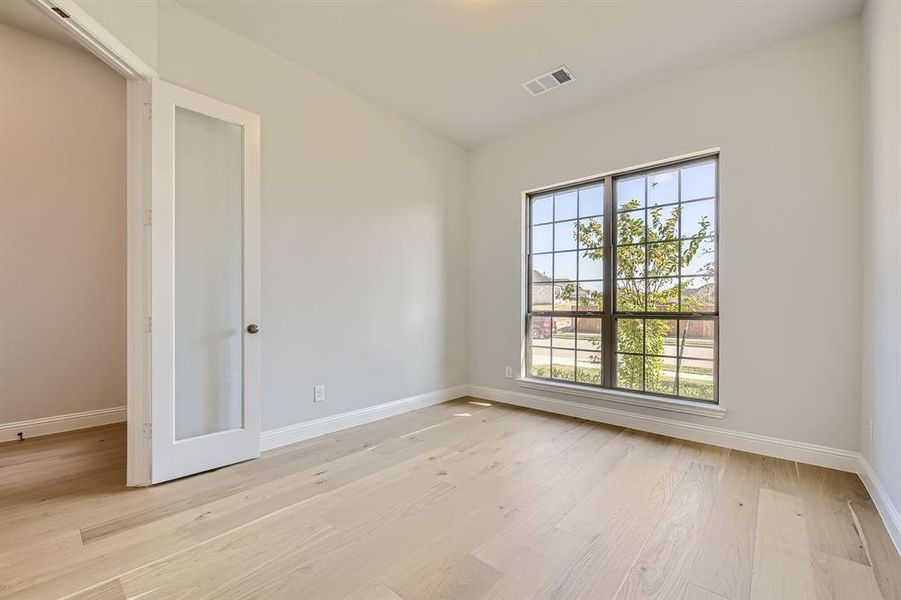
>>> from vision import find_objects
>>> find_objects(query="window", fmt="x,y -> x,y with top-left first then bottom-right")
526,155 -> 718,403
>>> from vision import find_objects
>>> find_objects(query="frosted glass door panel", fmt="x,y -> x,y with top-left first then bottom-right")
173,107 -> 244,441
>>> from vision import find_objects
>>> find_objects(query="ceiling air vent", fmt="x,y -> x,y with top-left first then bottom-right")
522,65 -> 574,96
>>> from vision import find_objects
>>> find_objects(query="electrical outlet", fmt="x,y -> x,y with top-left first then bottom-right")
504,366 -> 513,379
314,384 -> 325,403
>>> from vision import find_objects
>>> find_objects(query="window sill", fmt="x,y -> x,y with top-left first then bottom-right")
515,378 -> 727,419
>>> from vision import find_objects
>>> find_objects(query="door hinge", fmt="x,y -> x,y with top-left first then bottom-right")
143,208 -> 152,226
142,423 -> 151,439
144,316 -> 152,334
144,101 -> 152,120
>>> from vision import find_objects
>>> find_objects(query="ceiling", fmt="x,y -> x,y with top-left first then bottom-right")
0,0 -> 865,146
178,0 -> 861,147
0,0 -> 84,50
0,1 -> 864,146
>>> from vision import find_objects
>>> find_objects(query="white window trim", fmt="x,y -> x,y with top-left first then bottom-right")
516,377 -> 727,419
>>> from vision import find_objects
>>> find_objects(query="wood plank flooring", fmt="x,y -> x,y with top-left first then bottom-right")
1,398 -> 899,599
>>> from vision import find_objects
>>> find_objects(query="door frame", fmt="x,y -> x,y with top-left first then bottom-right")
31,0 -> 157,485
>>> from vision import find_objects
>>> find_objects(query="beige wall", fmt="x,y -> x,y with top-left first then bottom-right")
59,1 -> 877,470
861,0 -> 901,537
467,18 -> 862,451
59,0 -> 469,434
157,1 -> 469,432
0,23 -> 126,423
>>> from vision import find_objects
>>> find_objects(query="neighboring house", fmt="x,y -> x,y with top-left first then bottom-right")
531,269 -> 597,311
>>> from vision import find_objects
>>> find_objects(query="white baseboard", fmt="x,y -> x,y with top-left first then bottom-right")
260,385 -> 469,452
467,385 -> 860,473
0,406 -> 126,443
857,456 -> 901,555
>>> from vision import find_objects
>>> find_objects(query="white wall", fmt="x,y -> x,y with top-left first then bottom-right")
155,1 -> 468,431
61,2 -> 875,467
861,0 -> 901,525
468,18 -> 862,451
0,23 -> 126,423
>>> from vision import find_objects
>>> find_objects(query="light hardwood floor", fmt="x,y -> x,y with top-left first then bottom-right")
1,398 -> 899,599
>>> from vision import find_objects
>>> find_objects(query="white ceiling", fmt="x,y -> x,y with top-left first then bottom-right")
0,0 -> 84,50
180,1 -> 860,147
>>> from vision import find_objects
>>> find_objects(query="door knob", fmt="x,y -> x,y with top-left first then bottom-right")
247,324 -> 260,334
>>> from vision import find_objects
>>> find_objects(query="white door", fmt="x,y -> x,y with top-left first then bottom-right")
150,80 -> 261,483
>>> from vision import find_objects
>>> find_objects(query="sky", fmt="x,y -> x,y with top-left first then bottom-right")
530,160 -> 717,286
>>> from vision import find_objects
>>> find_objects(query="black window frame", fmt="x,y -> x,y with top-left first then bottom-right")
525,153 -> 719,404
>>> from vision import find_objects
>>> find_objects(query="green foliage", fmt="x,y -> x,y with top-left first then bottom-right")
678,379 -> 715,401
558,195 -> 711,397
614,199 -> 707,313
616,319 -> 679,392
530,363 -> 601,385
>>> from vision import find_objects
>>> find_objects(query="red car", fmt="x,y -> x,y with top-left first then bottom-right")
531,317 -> 556,339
